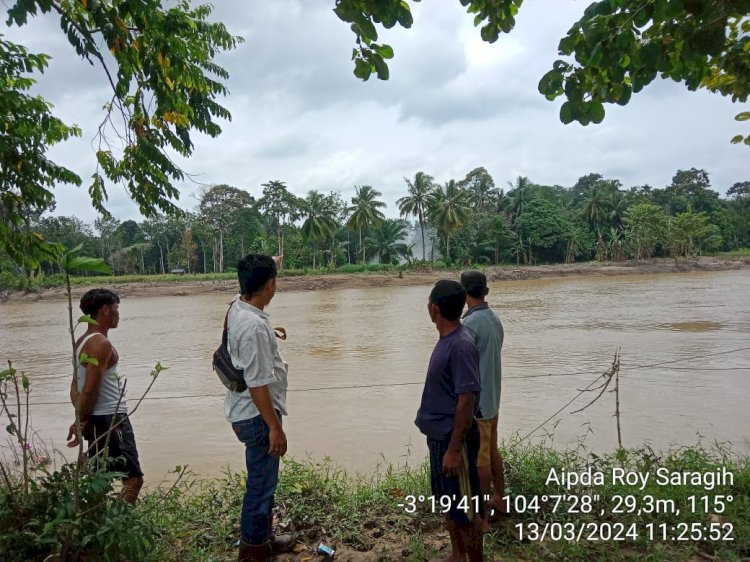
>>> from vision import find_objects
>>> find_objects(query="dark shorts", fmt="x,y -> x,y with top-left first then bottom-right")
84,414 -> 143,479
427,421 -> 484,525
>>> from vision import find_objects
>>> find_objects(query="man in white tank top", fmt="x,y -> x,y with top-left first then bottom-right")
66,288 -> 143,503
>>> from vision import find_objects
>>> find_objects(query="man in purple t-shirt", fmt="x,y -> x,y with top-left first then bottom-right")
415,280 -> 484,562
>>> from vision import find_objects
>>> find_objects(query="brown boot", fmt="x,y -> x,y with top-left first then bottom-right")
238,539 -> 272,562
268,512 -> 295,554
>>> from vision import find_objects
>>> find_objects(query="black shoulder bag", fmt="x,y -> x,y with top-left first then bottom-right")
212,304 -> 247,393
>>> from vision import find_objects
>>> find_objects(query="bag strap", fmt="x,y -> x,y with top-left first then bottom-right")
222,302 -> 233,347
225,299 -> 286,342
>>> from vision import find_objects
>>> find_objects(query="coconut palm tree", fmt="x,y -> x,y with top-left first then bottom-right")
346,185 -> 386,264
366,219 -> 411,264
580,185 -> 613,233
507,176 -> 534,220
609,191 -> 631,233
301,190 -> 339,268
428,180 -> 472,263
580,185 -> 614,260
397,171 -> 435,261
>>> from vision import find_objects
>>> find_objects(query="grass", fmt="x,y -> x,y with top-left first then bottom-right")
141,439 -> 750,561
719,248 -> 750,257
13,262 -> 449,290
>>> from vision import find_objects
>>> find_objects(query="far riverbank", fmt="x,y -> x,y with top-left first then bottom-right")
3,255 -> 749,303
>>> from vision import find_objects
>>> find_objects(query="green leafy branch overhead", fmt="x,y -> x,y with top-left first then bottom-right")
31,0 -> 240,215
335,0 -> 523,80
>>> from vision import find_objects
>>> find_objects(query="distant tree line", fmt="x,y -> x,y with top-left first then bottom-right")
1,167 -> 748,280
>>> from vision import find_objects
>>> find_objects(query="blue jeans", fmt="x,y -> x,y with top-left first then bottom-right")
232,414 -> 281,544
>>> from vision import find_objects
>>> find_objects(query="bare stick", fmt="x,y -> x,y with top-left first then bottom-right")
614,350 -> 622,449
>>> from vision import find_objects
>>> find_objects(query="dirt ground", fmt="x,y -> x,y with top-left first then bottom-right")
4,256 -> 750,303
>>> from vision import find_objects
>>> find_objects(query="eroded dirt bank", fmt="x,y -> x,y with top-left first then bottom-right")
4,256 -> 749,303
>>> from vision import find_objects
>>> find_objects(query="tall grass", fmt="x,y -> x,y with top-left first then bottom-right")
142,439 -> 750,561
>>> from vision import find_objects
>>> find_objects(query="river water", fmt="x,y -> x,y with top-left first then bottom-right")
1,271 -> 748,482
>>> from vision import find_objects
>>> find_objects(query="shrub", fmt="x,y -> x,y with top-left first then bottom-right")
0,463 -> 156,561
0,271 -> 25,291
365,264 -> 393,272
32,273 -> 66,288
279,268 -> 305,277
336,264 -> 365,273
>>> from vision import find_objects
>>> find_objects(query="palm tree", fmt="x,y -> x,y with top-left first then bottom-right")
609,191 -> 631,233
346,185 -> 386,264
301,190 -> 339,268
397,171 -> 434,261
428,180 -> 472,263
366,219 -> 410,264
507,176 -> 533,220
580,185 -> 613,260
580,186 -> 613,233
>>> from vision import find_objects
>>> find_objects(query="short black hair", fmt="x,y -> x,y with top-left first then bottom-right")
460,270 -> 489,298
237,254 -> 277,296
429,280 -> 466,321
80,288 -> 120,317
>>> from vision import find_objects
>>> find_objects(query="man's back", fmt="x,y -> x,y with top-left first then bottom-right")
462,304 -> 503,421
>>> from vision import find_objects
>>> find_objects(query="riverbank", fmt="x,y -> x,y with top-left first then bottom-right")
145,439 -> 749,561
2,255 -> 749,302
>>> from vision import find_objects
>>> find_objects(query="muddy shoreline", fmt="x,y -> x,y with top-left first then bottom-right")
3,256 -> 749,302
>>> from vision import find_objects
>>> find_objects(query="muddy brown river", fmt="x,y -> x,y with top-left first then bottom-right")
1,271 -> 749,482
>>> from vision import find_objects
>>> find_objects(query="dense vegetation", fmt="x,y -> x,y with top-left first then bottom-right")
1,167 -> 748,290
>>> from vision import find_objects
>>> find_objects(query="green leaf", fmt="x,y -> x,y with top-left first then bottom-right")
538,69 -> 563,95
500,15 -> 515,34
589,43 -> 603,66
353,58 -> 372,81
373,55 -> 389,80
735,112 -> 750,122
616,85 -> 632,106
560,101 -> 575,124
590,101 -> 605,124
21,374 -> 30,390
79,353 -> 99,367
0,367 -> 16,381
731,134 -> 744,144
374,44 -> 394,59
65,256 -> 112,274
78,315 -> 99,325
480,24 -> 500,43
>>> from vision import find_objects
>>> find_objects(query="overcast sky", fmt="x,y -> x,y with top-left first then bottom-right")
5,0 -> 748,223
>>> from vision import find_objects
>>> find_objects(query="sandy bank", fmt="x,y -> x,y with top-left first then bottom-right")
3,256 -> 749,302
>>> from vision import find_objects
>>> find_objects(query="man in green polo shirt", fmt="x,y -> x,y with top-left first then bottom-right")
460,270 -> 506,530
